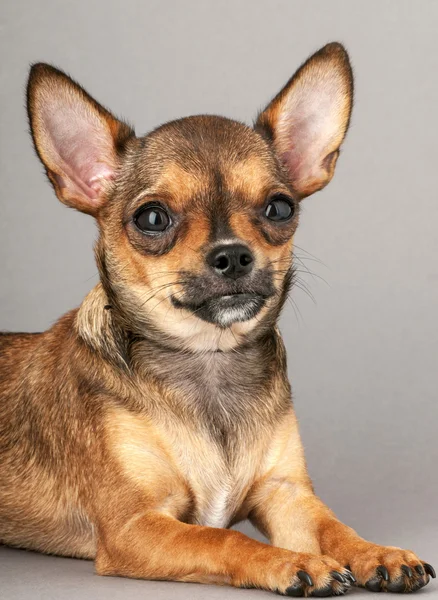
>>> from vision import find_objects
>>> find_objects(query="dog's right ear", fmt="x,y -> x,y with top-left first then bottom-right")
27,64 -> 134,216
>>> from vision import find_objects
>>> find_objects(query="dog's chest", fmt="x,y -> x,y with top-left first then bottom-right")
200,486 -> 230,528
108,405 -> 259,528
195,473 -> 239,528
180,429 -> 259,528
110,344 -> 282,527
163,353 -> 267,526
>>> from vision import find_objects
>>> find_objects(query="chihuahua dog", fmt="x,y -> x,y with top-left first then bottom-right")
0,43 -> 434,596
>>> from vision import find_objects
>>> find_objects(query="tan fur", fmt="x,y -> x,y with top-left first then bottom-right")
0,43 -> 433,597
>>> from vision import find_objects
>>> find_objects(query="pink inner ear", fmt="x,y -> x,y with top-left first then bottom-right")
275,74 -> 348,193
42,101 -> 115,203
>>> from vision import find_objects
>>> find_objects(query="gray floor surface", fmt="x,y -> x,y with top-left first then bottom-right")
2,525 -> 437,600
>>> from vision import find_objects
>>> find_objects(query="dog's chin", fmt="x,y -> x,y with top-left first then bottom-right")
172,293 -> 266,328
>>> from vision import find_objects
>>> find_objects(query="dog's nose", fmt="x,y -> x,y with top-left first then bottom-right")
207,244 -> 254,279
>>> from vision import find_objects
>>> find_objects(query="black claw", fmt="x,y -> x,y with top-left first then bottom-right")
285,583 -> 304,597
310,585 -> 334,597
343,565 -> 356,583
401,564 -> 413,578
365,577 -> 383,592
424,563 -> 436,579
415,565 -> 424,576
297,570 -> 314,587
345,571 -> 356,583
376,565 -> 390,582
330,571 -> 346,583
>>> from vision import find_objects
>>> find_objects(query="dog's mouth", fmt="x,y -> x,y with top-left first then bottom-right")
169,267 -> 277,328
172,292 -> 268,327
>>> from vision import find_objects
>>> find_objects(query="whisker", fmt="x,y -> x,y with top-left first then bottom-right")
292,269 -> 330,287
292,278 -> 317,305
146,291 -> 180,315
84,271 -> 99,282
293,244 -> 327,267
228,327 -> 243,355
292,253 -> 322,279
287,296 -> 304,325
138,281 -> 187,310
293,253 -> 327,265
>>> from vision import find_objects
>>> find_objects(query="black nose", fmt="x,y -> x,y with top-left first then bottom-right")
207,244 -> 254,279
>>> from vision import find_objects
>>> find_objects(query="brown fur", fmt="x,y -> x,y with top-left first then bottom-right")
0,43 -> 433,596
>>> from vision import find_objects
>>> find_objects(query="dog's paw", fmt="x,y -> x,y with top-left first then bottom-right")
274,554 -> 354,597
346,545 -> 435,593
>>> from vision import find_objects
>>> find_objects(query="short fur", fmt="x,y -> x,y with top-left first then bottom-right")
0,43 -> 434,596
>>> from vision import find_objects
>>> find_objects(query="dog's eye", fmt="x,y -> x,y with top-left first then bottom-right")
265,195 -> 294,222
134,205 -> 171,233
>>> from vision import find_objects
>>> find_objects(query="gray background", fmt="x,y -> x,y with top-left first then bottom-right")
1,0 -> 437,598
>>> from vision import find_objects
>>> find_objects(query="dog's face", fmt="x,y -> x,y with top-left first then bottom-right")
27,43 -> 353,350
101,117 -> 298,346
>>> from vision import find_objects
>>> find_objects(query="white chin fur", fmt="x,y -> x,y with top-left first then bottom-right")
214,304 -> 257,328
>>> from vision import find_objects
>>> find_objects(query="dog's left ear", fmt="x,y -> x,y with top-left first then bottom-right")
255,42 -> 353,199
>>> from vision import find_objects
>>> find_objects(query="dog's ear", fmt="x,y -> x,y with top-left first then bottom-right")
255,43 -> 353,200
27,64 -> 134,215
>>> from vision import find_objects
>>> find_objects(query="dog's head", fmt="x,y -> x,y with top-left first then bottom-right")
27,43 -> 353,352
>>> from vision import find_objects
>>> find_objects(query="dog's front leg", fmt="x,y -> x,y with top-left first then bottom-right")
95,509 -> 352,595
248,412 -> 434,593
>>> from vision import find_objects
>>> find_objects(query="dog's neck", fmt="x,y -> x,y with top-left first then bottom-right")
75,283 -> 290,445
130,328 -> 289,445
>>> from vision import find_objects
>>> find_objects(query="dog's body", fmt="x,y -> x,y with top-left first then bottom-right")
0,307 -> 289,548
0,44 -> 434,596
0,304 -> 292,557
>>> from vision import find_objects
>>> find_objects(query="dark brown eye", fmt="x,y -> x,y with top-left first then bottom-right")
134,205 -> 170,233
265,195 -> 294,222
